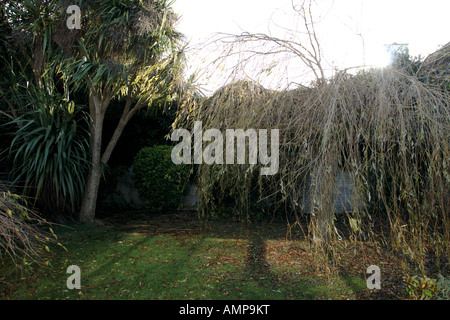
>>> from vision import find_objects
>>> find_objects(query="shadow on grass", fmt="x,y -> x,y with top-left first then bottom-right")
238,227 -> 326,299
245,234 -> 279,287
27,226 -> 208,299
1,214 -> 367,299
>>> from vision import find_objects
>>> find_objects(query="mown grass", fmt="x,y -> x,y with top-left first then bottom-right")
1,213 -> 405,300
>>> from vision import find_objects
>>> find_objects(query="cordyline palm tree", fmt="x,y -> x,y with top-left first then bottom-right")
1,0 -> 186,221
59,0 -> 186,223
1,0 -> 91,216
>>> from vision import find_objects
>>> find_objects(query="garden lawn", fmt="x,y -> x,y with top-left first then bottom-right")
0,214 -> 406,300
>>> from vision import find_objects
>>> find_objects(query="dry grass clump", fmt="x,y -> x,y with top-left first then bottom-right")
176,68 -> 449,270
0,182 -> 58,267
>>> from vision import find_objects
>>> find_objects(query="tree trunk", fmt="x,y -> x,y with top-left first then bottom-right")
312,211 -> 334,246
101,115 -> 131,165
101,97 -> 140,164
310,166 -> 336,246
78,93 -> 139,223
79,95 -> 105,224
79,159 -> 102,223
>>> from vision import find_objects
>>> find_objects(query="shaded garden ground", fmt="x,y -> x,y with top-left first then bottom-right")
0,212 -> 417,299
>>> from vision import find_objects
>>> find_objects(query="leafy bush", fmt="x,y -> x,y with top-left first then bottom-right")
405,275 -> 440,300
436,274 -> 450,300
133,145 -> 190,211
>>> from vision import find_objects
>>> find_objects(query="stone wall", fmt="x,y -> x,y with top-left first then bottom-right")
301,169 -> 360,215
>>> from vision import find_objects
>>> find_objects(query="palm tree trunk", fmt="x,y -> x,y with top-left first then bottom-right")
79,159 -> 102,223
79,96 -> 105,223
101,108 -> 135,165
78,93 -> 138,223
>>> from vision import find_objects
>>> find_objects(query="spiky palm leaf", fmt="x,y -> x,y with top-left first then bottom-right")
8,91 -> 90,216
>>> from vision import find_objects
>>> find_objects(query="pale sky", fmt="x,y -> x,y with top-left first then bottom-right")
172,0 -> 449,92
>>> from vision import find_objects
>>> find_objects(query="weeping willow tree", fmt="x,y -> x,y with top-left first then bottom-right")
175,1 -> 449,269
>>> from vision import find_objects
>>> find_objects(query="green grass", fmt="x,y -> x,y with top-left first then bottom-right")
1,215 -> 383,300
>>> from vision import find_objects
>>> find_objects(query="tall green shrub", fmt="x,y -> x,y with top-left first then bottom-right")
8,95 -> 90,216
133,145 -> 190,211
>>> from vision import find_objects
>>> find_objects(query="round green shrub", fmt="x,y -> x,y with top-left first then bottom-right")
133,145 -> 190,211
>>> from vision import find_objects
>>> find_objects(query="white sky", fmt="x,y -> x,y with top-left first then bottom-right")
172,0 -> 450,92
